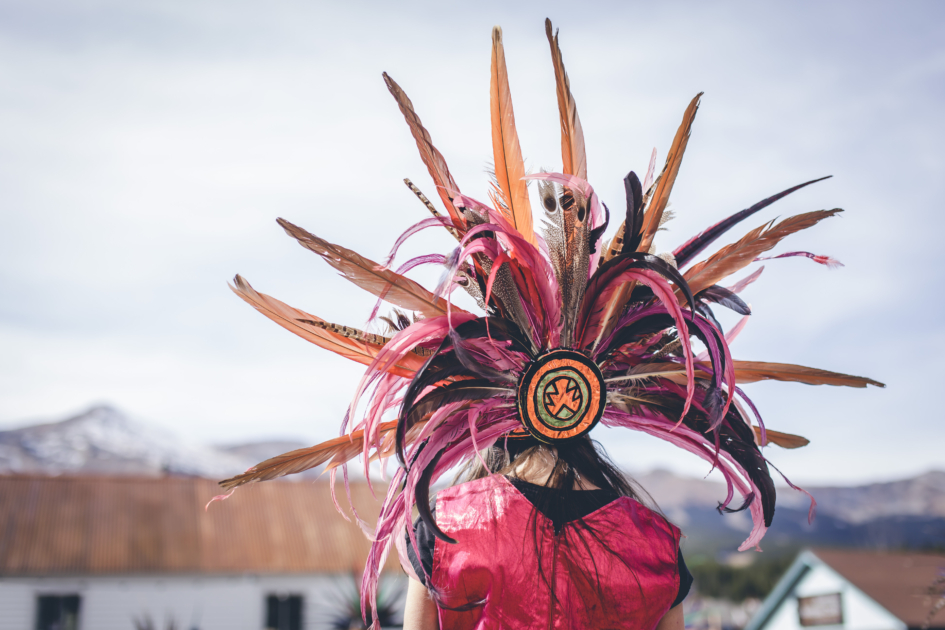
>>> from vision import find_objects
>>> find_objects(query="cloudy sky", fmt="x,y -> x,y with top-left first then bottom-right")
1,0 -> 942,484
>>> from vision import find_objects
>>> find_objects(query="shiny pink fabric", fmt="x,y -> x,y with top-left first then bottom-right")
431,475 -> 681,630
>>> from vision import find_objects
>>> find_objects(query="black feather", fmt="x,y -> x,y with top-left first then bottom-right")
695,301 -> 723,333
673,176 -> 832,268
395,354 -> 472,467
622,171 -> 644,254
658,396 -> 776,527
449,329 -> 515,383
414,446 -> 457,543
588,202 -> 611,255
697,285 -> 751,316
586,252 -> 697,322
599,309 -> 729,427
399,315 -> 531,440
397,379 -> 513,467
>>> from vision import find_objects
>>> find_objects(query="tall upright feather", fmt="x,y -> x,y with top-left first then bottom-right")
545,19 -> 586,181
638,93 -> 702,254
490,26 -> 536,246
592,96 -> 701,347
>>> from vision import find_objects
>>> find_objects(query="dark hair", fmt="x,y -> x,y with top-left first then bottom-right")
456,434 -> 657,510
449,435 -> 665,607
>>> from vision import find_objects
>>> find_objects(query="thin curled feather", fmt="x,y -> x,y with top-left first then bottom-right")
277,218 -> 461,318
589,172 -> 644,342
384,73 -> 465,229
684,209 -> 843,295
734,361 -> 884,388
545,18 -> 586,181
229,275 -> 422,377
398,379 -> 514,466
754,251 -> 844,269
638,93 -> 702,254
490,26 -> 536,246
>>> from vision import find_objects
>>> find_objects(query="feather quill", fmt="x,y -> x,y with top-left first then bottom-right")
296,319 -> 436,356
404,178 -> 461,242
490,27 -> 536,246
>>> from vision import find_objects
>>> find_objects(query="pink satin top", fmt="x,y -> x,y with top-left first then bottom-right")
430,475 -> 681,630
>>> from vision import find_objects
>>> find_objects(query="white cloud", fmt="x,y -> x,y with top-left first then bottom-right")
0,0 -> 942,483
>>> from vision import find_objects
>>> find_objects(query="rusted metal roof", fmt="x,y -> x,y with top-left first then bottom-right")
0,475 -> 398,576
813,548 -> 945,627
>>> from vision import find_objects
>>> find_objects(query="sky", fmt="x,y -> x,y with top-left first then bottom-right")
0,0 -> 943,485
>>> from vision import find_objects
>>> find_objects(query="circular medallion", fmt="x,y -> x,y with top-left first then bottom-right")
516,349 -> 606,443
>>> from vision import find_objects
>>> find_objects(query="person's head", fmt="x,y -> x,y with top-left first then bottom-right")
458,434 -> 652,504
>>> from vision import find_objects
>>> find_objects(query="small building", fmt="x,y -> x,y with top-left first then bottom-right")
0,475 -> 403,630
746,548 -> 945,630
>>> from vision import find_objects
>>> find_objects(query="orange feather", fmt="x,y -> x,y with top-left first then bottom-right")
638,93 -> 702,255
684,209 -> 843,295
752,426 -> 811,449
219,421 -> 399,490
277,218 -> 465,318
734,360 -> 884,388
384,73 -> 465,231
229,275 -> 423,378
545,19 -> 586,181
490,26 -> 536,246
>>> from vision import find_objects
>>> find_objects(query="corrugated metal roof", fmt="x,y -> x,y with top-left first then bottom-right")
813,548 -> 945,627
0,475 -> 398,576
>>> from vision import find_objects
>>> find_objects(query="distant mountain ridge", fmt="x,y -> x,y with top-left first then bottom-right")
632,468 -> 945,557
0,405 -> 307,478
634,468 -> 945,523
2,405 -> 942,556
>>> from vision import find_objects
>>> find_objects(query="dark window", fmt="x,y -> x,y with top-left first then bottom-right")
36,595 -> 81,630
265,594 -> 303,630
798,593 -> 844,626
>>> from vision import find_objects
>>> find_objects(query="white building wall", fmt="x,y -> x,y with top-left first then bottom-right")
759,561 -> 904,630
0,573 -> 406,630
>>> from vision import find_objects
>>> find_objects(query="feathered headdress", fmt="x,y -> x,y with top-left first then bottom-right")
219,19 -> 882,620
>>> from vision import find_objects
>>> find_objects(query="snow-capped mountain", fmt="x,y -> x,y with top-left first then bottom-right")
634,468 -> 945,523
0,405 -> 304,478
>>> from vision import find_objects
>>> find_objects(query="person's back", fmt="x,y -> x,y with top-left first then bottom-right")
430,474 -> 680,630
403,439 -> 691,630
